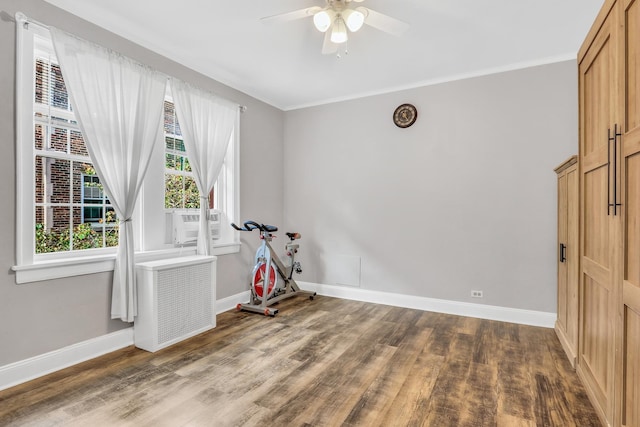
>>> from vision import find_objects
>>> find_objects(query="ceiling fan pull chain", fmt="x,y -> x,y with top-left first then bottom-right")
336,41 -> 349,59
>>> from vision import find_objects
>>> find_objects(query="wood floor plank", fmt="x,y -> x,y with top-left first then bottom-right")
457,361 -> 498,427
496,339 -> 536,422
422,332 -> 475,426
0,296 -> 602,427
342,326 -> 434,426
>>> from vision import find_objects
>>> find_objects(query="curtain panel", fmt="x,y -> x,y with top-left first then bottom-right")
171,79 -> 238,255
51,28 -> 167,322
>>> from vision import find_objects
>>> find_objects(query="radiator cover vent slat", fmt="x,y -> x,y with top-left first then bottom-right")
135,256 -> 216,352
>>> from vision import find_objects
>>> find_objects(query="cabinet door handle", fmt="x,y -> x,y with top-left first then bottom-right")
608,127 -> 613,215
608,124 -> 623,215
613,123 -> 622,215
560,243 -> 566,263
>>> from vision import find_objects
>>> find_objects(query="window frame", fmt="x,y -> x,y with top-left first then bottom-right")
13,20 -> 240,284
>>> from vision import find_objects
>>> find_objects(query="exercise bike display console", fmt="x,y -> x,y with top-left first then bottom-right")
231,221 -> 316,316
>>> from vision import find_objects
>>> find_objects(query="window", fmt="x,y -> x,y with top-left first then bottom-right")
163,99 -> 213,210
160,93 -> 239,251
14,21 -> 240,284
32,37 -> 118,255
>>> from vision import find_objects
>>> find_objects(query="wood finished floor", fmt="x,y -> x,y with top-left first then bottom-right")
0,296 -> 601,427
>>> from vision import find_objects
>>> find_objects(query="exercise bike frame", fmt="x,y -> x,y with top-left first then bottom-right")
231,221 -> 316,316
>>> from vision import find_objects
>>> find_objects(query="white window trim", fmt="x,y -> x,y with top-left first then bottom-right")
13,16 -> 240,285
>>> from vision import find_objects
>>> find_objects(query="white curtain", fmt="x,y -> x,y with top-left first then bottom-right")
171,79 -> 238,255
51,28 -> 167,322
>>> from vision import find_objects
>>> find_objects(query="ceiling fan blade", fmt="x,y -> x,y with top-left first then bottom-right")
322,30 -> 338,55
359,7 -> 409,37
260,6 -> 322,24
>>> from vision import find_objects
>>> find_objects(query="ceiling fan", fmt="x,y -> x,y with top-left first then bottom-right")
261,0 -> 409,55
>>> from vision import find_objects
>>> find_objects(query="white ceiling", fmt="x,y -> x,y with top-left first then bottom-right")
43,0 -> 604,111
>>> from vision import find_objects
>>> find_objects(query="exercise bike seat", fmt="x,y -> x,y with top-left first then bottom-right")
286,232 -> 301,240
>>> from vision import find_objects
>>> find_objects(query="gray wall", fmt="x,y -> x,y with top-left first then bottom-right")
0,0 -> 284,366
0,0 -> 578,369
283,61 -> 578,313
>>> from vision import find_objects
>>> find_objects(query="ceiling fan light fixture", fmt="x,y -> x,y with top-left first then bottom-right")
343,8 -> 365,32
330,17 -> 348,43
313,10 -> 334,32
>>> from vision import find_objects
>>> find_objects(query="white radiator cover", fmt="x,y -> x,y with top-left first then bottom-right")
134,255 -> 217,352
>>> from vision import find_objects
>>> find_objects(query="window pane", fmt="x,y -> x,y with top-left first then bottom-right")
164,100 -> 181,135
102,209 -> 120,248
81,208 -> 119,249
184,175 -> 200,209
74,163 -> 92,204
165,153 -> 178,171
77,164 -> 103,205
35,206 -> 71,254
34,59 -> 70,111
35,156 -> 44,204
35,156 -> 70,204
51,158 -> 71,204
49,126 -> 69,153
35,204 -> 44,228
165,174 -> 201,209
34,59 -> 46,105
72,207 -> 101,251
51,64 -> 69,110
165,154 -> 190,172
35,124 -> 44,150
52,206 -> 72,232
70,130 -> 88,156
165,136 -> 177,151
105,227 -> 119,248
165,173 -> 184,209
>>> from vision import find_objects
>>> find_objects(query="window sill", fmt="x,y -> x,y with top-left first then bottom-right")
12,242 -> 240,284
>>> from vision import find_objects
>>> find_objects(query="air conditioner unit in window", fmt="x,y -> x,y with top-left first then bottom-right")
170,209 -> 221,246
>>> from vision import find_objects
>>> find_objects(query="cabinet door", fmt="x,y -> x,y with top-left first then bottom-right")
557,161 -> 580,366
558,171 -> 569,335
566,165 -> 580,357
578,6 -> 620,424
619,1 -> 640,425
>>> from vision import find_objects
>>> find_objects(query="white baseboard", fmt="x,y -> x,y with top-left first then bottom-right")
298,281 -> 556,328
216,290 -> 251,314
0,327 -> 134,392
0,286 -> 554,392
0,291 -> 252,392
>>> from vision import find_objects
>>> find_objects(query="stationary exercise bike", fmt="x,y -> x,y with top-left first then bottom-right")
231,221 -> 316,316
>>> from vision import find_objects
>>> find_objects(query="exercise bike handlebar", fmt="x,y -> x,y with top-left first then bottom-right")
231,221 -> 302,240
231,221 -> 278,233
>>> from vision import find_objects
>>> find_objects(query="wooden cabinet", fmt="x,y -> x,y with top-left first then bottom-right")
578,3 -> 620,424
555,156 -> 579,368
578,0 -> 640,425
618,1 -> 640,426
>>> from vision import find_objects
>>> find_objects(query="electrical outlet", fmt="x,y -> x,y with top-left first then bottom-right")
471,290 -> 483,298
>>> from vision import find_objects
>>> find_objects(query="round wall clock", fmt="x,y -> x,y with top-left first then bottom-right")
393,104 -> 418,128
